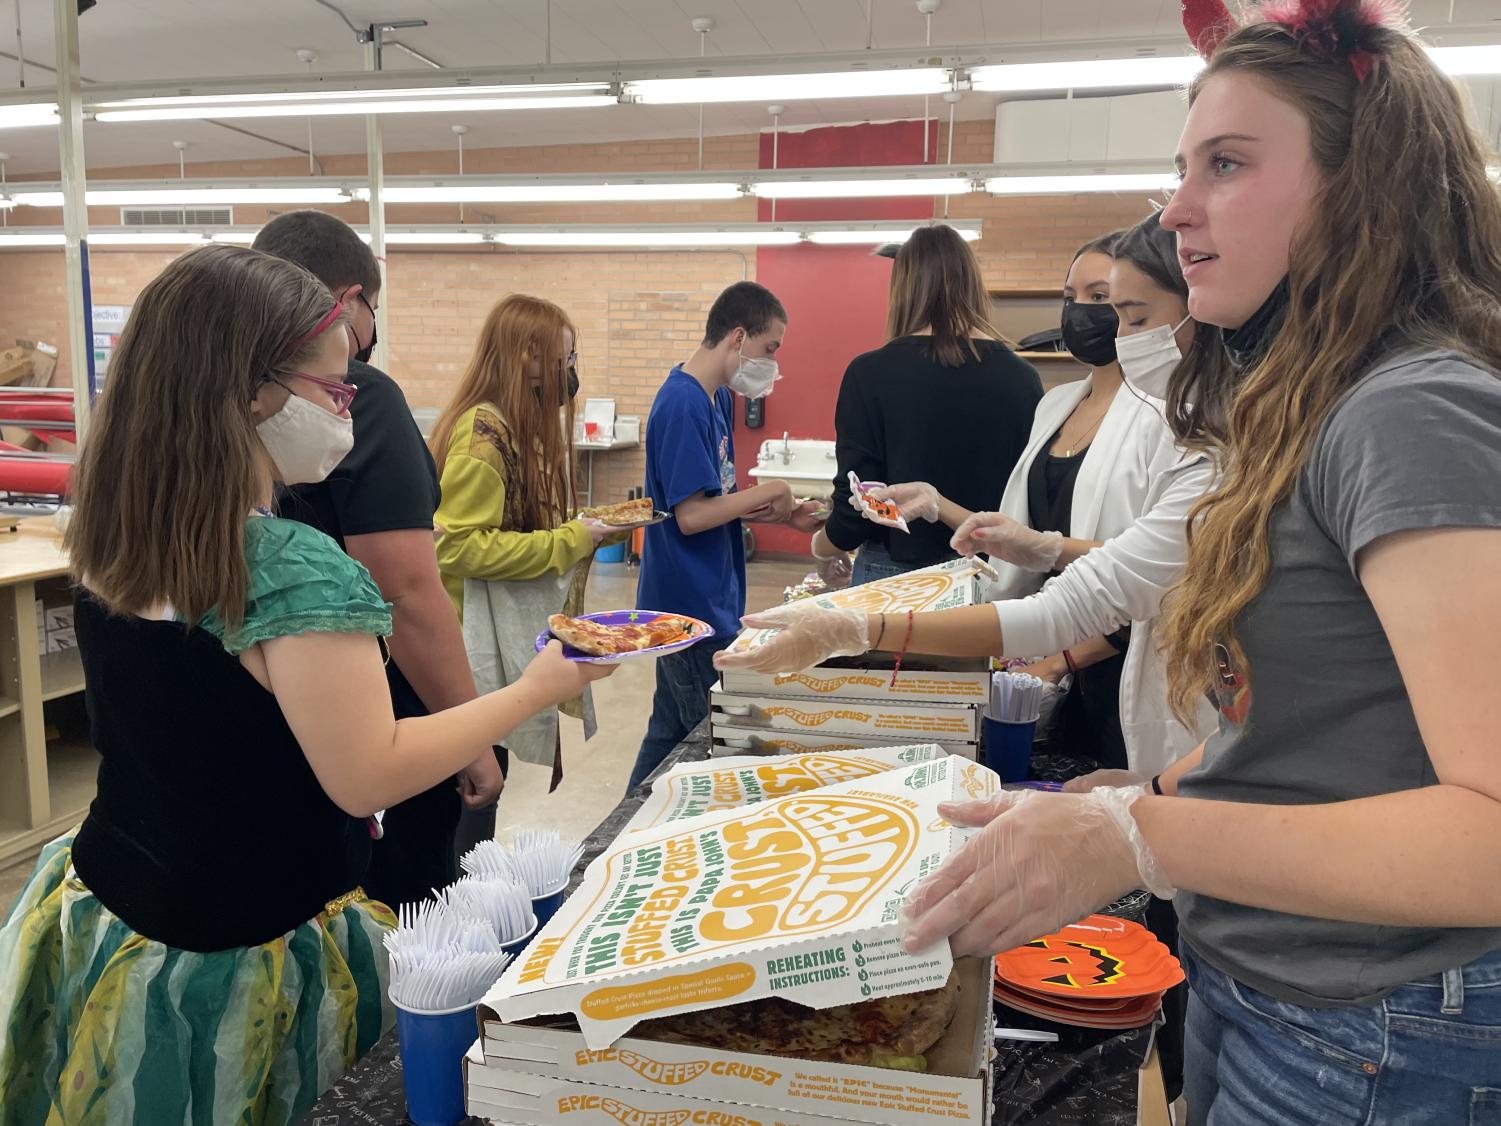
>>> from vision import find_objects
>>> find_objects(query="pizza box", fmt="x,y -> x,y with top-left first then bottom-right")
617,744 -> 955,837
726,557 -> 992,658
717,653 -> 991,706
710,726 -> 975,760
466,957 -> 993,1126
710,688 -> 982,744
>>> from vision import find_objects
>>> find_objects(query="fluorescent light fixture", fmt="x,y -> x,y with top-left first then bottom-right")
382,231 -> 490,245
494,230 -> 803,247
807,226 -> 981,245
209,232 -> 258,243
626,68 -> 950,105
91,232 -> 218,245
1428,45 -> 1501,76
11,187 -> 355,208
986,173 -> 1176,195
970,56 -> 1203,93
92,83 -> 616,122
752,176 -> 971,200
0,102 -> 59,130
381,182 -> 743,204
0,232 -> 65,247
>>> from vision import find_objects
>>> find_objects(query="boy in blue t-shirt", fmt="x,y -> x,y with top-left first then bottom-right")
629,282 -> 822,790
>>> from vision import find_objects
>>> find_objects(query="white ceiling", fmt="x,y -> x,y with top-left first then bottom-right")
0,0 -> 1496,173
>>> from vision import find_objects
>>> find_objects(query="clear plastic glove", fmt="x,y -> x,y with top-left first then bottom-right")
712,602 -> 870,674
1062,769 -> 1147,794
950,511 -> 1064,572
864,481 -> 941,523
815,551 -> 854,590
899,786 -> 1174,958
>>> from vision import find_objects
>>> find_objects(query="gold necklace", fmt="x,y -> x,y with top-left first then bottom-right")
1058,404 -> 1108,457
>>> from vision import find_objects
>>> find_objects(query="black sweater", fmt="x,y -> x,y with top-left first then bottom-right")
825,336 -> 1043,566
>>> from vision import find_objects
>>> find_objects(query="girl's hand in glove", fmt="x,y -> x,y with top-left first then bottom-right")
712,603 -> 870,674
1062,769 -> 1147,793
865,481 -> 942,523
950,511 -> 1063,572
899,787 -> 1174,958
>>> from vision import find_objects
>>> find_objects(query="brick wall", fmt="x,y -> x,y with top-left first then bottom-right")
0,118 -> 1165,506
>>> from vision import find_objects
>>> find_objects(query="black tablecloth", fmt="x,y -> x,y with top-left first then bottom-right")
298,733 -> 1154,1125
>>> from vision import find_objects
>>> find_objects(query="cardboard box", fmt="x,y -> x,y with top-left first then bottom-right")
718,655 -> 991,707
710,727 -> 975,760
711,689 -> 982,744
468,958 -> 993,1126
727,558 -> 993,657
618,745 -> 953,837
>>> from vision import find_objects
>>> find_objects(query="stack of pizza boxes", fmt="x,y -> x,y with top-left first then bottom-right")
711,558 -> 994,761
469,754 -> 1000,1126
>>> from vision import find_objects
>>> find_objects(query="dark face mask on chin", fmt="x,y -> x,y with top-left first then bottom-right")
352,293 -> 378,364
1060,300 -> 1121,368
532,366 -> 579,407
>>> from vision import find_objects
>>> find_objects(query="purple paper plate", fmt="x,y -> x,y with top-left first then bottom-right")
534,610 -> 716,664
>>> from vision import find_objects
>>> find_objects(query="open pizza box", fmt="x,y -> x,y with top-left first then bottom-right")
710,688 -> 982,746
474,756 -> 1000,1126
617,744 -> 952,838
711,727 -> 976,760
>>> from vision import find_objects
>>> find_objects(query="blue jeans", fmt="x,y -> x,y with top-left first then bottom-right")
627,637 -> 731,793
851,543 -> 937,586
1182,942 -> 1501,1125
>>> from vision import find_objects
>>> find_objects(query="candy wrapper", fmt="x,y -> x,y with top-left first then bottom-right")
848,471 -> 910,533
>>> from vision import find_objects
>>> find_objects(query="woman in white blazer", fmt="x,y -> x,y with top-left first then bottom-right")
716,216 -> 1219,780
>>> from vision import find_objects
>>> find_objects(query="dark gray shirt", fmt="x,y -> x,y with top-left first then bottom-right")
1178,348 -> 1501,1007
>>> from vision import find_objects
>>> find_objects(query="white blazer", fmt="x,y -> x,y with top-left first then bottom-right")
985,374 -> 1218,776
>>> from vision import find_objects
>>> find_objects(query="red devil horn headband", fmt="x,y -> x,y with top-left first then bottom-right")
1182,0 -> 1405,82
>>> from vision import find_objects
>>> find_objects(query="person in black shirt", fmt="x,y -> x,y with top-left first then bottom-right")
815,224 -> 1043,585
253,212 -> 502,909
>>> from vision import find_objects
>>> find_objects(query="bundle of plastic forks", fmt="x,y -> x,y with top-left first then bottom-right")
510,830 -> 584,896
384,899 -> 512,1012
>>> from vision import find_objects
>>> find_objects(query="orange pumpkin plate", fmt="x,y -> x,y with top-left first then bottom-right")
993,914 -> 1184,1000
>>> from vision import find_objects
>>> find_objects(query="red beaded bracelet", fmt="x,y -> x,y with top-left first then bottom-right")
889,610 -> 915,689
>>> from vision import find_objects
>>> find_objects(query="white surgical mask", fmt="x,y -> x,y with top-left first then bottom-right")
256,393 -> 355,485
1116,314 -> 1193,400
728,347 -> 780,400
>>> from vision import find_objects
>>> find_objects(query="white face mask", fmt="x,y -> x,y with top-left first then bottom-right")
728,344 -> 780,400
256,392 -> 355,485
1116,313 -> 1192,400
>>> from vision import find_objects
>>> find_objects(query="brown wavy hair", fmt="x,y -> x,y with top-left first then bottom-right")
67,244 -> 344,628
886,224 -> 1008,366
430,294 -> 578,532
1161,19 -> 1501,723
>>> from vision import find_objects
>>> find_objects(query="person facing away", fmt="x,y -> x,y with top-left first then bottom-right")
253,210 -> 501,910
0,244 -> 610,1125
627,281 -> 823,791
814,223 -> 1044,587
431,294 -> 613,805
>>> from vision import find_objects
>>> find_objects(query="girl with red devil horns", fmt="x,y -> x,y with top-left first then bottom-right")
897,2 -> 1501,1122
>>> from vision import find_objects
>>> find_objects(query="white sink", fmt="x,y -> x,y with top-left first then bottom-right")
748,436 -> 837,498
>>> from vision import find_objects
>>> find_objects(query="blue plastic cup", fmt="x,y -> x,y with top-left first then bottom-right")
500,914 -> 538,958
596,541 -> 627,563
982,716 -> 1037,783
393,1001 -> 478,1126
531,882 -> 567,929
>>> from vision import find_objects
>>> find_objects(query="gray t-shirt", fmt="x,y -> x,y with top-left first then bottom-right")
1177,348 -> 1501,1008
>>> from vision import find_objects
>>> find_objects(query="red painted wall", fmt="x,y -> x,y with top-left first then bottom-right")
739,120 -> 938,557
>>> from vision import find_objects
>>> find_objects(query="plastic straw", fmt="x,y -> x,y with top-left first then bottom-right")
989,671 -> 1044,723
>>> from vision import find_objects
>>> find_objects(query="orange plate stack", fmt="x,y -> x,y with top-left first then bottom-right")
992,914 -> 1184,1029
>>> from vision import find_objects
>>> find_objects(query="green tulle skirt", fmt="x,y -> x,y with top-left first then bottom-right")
0,833 -> 395,1125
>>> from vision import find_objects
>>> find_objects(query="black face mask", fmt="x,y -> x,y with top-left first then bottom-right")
1221,280 -> 1289,371
1060,300 -> 1121,367
352,292 -> 378,365
567,364 -> 580,401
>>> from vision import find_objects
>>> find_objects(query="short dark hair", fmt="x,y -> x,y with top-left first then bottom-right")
703,282 -> 786,347
252,210 -> 381,297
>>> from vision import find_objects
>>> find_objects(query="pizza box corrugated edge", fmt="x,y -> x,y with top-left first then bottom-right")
478,757 -> 999,1051
709,726 -> 976,760
467,957 -> 993,1126
617,744 -> 952,838
717,658 -> 991,705
711,690 -> 983,742
726,558 -> 989,656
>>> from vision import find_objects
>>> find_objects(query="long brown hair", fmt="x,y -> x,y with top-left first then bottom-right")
1160,19 -> 1501,723
430,294 -> 578,532
886,224 -> 1007,366
67,244 -> 344,628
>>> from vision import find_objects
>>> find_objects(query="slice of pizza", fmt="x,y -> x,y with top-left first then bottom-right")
580,496 -> 656,525
547,613 -> 695,656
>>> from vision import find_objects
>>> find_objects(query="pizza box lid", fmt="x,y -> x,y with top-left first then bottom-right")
480,755 -> 1000,1049
725,557 -> 996,656
616,743 -> 953,838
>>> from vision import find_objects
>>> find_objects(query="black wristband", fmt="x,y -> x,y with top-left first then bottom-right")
1150,774 -> 1164,797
